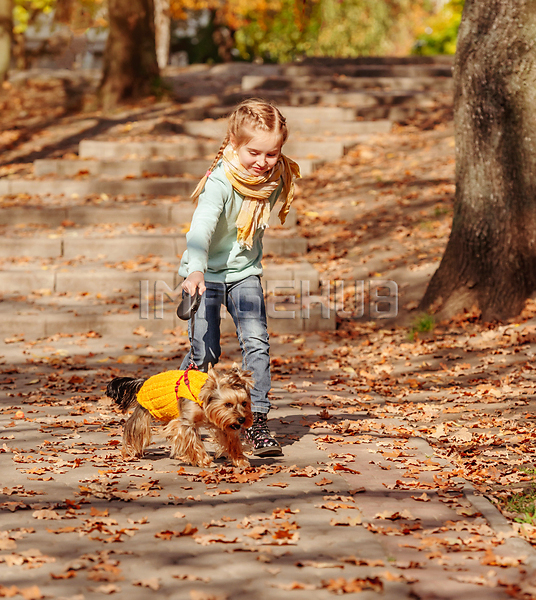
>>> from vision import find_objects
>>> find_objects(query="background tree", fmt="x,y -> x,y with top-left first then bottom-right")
172,0 -> 427,63
412,0 -> 463,55
98,0 -> 159,109
54,0 -> 97,29
14,0 -> 61,68
420,0 -> 536,321
154,0 -> 170,68
0,0 -> 11,81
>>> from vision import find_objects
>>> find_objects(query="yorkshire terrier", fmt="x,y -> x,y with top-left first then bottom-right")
106,366 -> 254,468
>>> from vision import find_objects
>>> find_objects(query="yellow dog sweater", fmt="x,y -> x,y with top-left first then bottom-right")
136,369 -> 208,422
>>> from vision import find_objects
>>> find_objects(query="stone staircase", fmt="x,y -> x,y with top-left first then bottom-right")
1,56 -> 453,339
168,55 -> 453,123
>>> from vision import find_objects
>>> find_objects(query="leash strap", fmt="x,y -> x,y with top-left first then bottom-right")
190,309 -> 196,355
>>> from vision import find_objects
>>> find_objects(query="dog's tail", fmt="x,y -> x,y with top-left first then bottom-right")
106,377 -> 146,412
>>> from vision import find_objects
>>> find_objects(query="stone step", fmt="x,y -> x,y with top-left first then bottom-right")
0,298 -> 335,337
241,74 -> 454,94
280,63 -> 453,78
220,90 -> 450,122
1,203 -> 298,228
182,118 -> 342,140
273,105 -> 361,121
33,158 -> 211,178
165,57 -> 453,86
289,89 -> 447,108
231,86 -> 446,107
288,119 -> 392,136
200,104 -> 362,122
79,139 -> 221,160
296,55 -> 454,66
195,105 -> 370,122
0,229 -> 306,261
76,138 -> 360,162
33,156 -> 324,178
186,105 -> 384,133
0,260 -> 320,295
283,91 -> 446,122
0,177 -> 196,197
203,110 -> 392,135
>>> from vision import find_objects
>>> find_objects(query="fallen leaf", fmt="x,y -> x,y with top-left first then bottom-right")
32,509 -> 61,520
189,591 -> 228,600
411,493 -> 431,502
480,549 -> 526,567
194,534 -> 240,545
19,587 -> 43,600
89,584 -> 121,594
50,570 -> 77,580
322,577 -> 383,593
117,354 -> 140,364
273,582 -> 317,590
330,515 -> 362,527
133,578 -> 160,590
296,560 -> 344,569
374,509 -> 418,521
132,326 -> 152,338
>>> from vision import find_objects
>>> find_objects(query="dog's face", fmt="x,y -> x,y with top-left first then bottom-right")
201,367 -> 254,432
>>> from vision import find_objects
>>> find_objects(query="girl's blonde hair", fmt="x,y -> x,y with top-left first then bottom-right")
191,98 -> 289,201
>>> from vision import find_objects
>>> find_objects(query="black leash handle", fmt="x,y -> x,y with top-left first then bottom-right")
177,289 -> 201,321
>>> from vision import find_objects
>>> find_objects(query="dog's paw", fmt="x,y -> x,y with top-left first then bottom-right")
233,456 -> 250,469
122,447 -> 142,459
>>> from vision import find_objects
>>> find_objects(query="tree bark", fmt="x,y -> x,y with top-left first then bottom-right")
154,0 -> 170,69
419,0 -> 536,322
99,0 -> 160,110
0,0 -> 11,82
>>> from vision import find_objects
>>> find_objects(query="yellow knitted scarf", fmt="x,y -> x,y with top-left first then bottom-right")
222,145 -> 301,250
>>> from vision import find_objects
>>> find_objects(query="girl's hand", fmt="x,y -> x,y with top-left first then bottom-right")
182,271 -> 206,296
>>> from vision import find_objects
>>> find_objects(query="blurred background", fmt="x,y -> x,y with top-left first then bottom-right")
3,0 -> 464,72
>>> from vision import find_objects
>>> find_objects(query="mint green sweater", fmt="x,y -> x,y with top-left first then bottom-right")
179,161 -> 284,283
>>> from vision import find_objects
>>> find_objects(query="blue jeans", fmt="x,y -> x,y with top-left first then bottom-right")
180,275 -> 271,414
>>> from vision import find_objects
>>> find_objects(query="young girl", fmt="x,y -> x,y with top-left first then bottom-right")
178,98 -> 300,457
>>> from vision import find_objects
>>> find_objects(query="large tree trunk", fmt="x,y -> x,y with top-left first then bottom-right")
0,0 -> 11,82
420,0 -> 536,322
99,0 -> 159,110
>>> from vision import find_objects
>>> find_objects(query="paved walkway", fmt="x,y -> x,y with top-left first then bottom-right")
1,60 -> 534,599
1,328 -> 535,600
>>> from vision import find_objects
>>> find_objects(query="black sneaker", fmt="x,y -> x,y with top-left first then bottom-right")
244,412 -> 283,457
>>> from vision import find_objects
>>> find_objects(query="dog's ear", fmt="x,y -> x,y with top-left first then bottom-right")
227,366 -> 254,391
199,368 -> 219,404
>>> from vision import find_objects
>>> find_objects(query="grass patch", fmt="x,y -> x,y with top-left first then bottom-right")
408,313 -> 435,341
501,468 -> 536,525
433,205 -> 451,217
151,76 -> 173,101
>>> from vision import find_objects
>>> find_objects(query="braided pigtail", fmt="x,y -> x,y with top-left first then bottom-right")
190,134 -> 230,202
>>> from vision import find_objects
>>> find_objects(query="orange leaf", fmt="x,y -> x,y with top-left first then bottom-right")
50,570 -> 77,580
90,507 -> 109,517
20,587 -> 44,600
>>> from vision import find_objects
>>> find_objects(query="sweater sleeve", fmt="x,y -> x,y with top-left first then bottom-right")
184,173 -> 228,276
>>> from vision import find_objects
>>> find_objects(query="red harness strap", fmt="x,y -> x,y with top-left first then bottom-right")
174,364 -> 200,403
